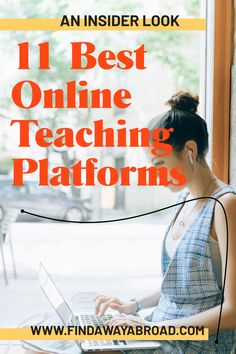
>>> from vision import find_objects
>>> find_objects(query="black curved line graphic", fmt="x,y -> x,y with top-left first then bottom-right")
21,196 -> 229,344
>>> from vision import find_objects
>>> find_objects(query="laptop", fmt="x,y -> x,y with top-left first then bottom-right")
39,263 -> 161,351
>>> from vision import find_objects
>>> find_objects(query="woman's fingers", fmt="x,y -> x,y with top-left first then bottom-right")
94,296 -> 109,315
108,319 -> 132,326
94,295 -> 124,316
109,303 -> 126,313
98,298 -> 122,316
105,314 -> 146,327
105,319 -> 123,326
105,315 -> 126,326
93,294 -> 104,302
94,295 -> 130,316
99,300 -> 115,316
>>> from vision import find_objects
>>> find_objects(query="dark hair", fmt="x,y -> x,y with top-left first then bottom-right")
148,91 -> 209,160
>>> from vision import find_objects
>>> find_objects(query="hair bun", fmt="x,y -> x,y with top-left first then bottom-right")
166,91 -> 199,113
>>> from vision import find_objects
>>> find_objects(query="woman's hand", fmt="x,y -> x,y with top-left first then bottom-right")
94,295 -> 136,316
105,314 -> 149,327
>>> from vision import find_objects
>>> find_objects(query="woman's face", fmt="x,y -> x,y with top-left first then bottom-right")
146,145 -> 194,192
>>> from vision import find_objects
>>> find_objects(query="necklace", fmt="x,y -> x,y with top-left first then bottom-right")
178,177 -> 218,227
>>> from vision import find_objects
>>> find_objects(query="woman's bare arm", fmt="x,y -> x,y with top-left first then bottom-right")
135,289 -> 161,310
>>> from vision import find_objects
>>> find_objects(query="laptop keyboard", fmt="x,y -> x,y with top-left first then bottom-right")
79,313 -> 126,347
80,313 -> 112,326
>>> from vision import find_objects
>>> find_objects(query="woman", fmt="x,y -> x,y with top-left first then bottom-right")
94,91 -> 236,353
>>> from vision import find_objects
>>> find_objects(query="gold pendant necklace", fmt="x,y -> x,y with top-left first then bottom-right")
178,177 -> 218,228
178,203 -> 199,228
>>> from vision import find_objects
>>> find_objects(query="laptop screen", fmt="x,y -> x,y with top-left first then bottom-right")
39,263 -> 74,325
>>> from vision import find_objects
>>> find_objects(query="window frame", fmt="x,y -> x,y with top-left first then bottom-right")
211,0 -> 234,183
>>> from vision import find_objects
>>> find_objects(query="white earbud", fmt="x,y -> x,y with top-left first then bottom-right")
188,150 -> 194,165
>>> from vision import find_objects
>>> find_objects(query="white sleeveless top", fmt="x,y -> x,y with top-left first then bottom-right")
165,229 -> 222,288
